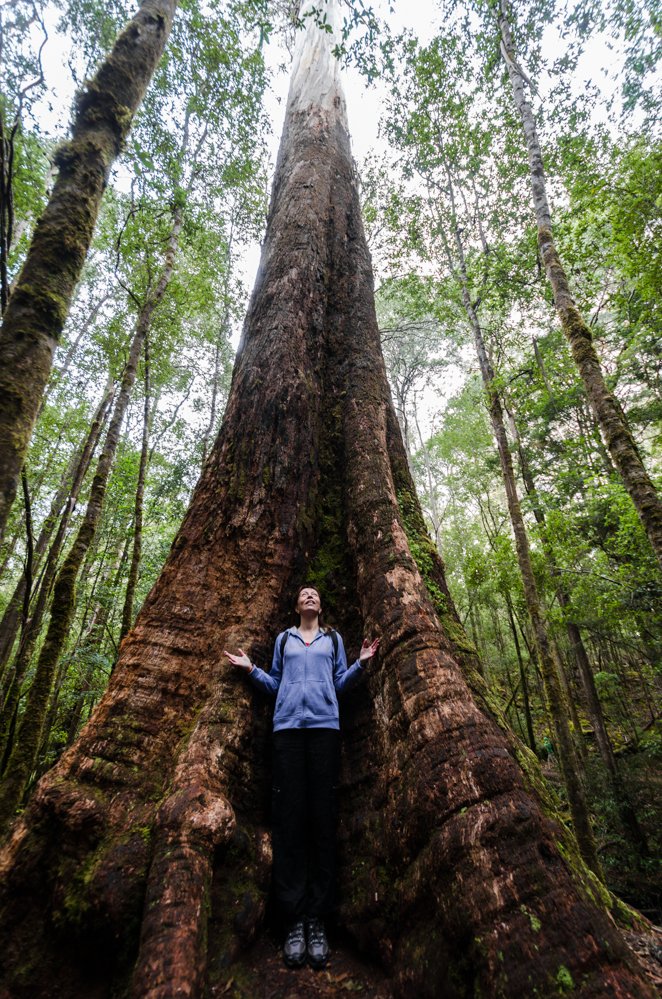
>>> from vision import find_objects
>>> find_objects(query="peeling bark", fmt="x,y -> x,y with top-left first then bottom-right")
498,0 -> 662,568
0,3 -> 654,997
0,0 -> 179,543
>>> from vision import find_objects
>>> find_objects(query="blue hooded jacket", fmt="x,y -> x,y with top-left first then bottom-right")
248,627 -> 364,731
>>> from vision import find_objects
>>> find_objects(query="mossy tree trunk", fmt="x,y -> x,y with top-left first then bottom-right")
0,379 -> 115,692
0,0 -> 179,544
0,4 -> 654,998
0,207 -> 181,826
498,0 -> 662,569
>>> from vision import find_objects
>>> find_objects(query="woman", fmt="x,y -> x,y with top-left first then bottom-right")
224,585 -> 379,969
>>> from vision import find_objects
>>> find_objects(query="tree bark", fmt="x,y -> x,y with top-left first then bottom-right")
0,0 -> 179,543
498,0 -> 662,568
0,4 -> 653,997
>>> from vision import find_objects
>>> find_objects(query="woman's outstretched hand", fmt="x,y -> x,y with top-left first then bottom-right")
224,648 -> 253,673
359,637 -> 380,664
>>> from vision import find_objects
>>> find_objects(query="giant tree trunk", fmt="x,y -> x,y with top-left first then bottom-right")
0,0 -> 179,543
497,0 -> 662,568
0,4 -> 654,997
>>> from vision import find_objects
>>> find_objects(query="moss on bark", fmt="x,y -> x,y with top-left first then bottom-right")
0,0 -> 179,542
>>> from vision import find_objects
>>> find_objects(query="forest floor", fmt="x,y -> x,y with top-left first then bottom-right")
204,747 -> 662,998
206,923 -> 662,999
208,928 -> 394,999
620,926 -> 662,993
206,924 -> 662,999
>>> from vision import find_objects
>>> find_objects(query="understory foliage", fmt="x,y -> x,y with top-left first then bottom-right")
1,0 -> 660,925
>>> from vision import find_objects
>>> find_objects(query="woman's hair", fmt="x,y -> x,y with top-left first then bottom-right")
293,584 -> 328,631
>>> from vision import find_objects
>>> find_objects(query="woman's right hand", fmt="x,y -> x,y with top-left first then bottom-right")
224,648 -> 253,673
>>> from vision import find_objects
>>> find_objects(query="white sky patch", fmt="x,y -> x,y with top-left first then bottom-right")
238,1 -> 440,327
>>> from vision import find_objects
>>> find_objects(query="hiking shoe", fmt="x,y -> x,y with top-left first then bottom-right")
306,917 -> 329,969
283,920 -> 306,967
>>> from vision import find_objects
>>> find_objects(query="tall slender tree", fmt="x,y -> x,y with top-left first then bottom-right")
503,396 -> 648,853
0,0 -> 180,542
0,380 -> 115,688
377,33 -> 602,872
496,0 -> 662,568
441,158 -> 601,876
0,4 -> 654,998
0,381 -> 115,771
0,278 -> 158,821
120,336 -> 152,640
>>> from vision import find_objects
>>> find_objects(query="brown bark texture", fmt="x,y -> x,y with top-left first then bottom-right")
0,10 -> 654,999
498,0 -> 662,569
0,0 -> 178,544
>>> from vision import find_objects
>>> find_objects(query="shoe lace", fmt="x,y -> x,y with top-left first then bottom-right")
287,921 -> 305,945
307,919 -> 325,945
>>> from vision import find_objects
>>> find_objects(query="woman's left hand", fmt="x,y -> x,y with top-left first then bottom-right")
359,637 -> 380,663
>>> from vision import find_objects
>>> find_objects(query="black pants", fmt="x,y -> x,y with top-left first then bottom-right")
272,728 -> 340,921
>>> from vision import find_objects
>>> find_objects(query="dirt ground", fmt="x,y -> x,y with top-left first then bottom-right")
208,928 -> 394,999
207,923 -> 662,999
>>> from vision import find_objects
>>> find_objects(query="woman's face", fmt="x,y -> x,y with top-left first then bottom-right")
296,587 -> 321,616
